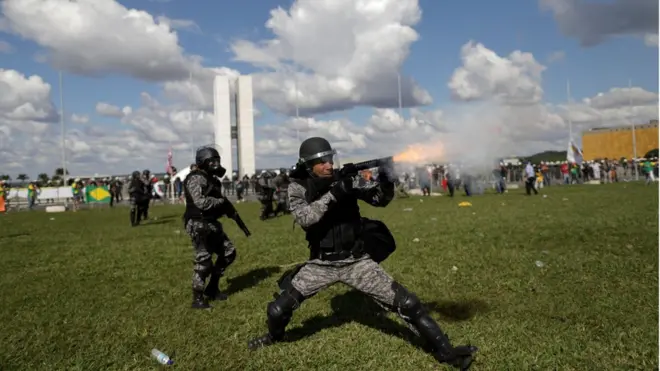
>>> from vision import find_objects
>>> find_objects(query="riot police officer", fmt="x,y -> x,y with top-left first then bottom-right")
247,137 -> 477,369
128,171 -> 146,226
140,169 -> 152,220
273,168 -> 290,215
257,170 -> 275,220
183,146 -> 238,309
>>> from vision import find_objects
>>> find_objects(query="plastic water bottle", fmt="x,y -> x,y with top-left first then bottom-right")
151,348 -> 173,365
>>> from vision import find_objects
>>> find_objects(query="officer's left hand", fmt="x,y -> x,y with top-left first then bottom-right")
377,166 -> 394,183
339,163 -> 358,177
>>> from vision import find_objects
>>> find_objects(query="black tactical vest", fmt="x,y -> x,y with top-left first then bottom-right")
183,170 -> 224,222
296,177 -> 362,255
129,178 -> 146,201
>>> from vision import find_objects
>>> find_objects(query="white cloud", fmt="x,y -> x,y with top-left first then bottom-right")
70,113 -> 89,124
230,0 -> 432,116
0,69 -> 57,124
253,41 -> 658,169
0,70 -> 215,176
0,0 -> 239,115
448,41 -> 546,105
1,0 -> 199,81
155,16 -> 201,33
95,102 -> 128,117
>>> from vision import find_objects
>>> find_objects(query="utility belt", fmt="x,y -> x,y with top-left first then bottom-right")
310,246 -> 365,262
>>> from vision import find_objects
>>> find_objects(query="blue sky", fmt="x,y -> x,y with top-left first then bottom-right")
3,0 -> 656,124
0,0 -> 658,175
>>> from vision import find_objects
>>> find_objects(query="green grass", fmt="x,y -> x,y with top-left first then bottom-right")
0,183 -> 657,370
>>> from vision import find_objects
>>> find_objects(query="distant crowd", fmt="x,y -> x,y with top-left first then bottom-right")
1,156 -> 657,212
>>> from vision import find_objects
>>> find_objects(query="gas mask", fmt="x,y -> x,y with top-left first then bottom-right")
207,157 -> 226,178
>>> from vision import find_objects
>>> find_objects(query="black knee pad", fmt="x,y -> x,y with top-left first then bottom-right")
392,281 -> 425,319
268,287 -> 303,319
195,256 -> 213,272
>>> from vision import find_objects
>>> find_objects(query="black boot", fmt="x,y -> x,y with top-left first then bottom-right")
248,333 -> 276,350
191,291 -> 211,309
204,274 -> 228,301
130,208 -> 139,226
415,313 -> 477,370
248,291 -> 298,350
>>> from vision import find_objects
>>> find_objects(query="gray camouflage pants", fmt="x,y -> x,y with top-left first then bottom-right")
186,219 -> 236,292
291,256 -> 396,307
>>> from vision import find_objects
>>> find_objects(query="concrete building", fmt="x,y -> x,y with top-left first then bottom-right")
582,120 -> 659,161
213,75 -> 256,178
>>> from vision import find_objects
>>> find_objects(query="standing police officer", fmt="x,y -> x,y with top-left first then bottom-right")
273,168 -> 290,216
183,146 -> 238,309
140,169 -> 153,220
247,137 -> 477,369
257,170 -> 275,220
128,171 -> 146,226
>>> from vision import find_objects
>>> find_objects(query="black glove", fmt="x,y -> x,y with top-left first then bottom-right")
330,177 -> 354,201
377,166 -> 393,184
338,163 -> 358,178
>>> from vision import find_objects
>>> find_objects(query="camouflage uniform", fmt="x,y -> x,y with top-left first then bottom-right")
285,178 -> 397,301
184,171 -> 237,307
248,173 -> 477,369
140,171 -> 152,220
257,173 -> 275,220
273,170 -> 290,215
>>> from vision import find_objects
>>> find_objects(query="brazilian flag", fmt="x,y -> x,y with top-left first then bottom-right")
85,185 -> 112,204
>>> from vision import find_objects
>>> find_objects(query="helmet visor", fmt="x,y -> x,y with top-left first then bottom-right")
301,149 -> 340,169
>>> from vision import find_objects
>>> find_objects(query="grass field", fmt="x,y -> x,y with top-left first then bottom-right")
0,183 -> 658,370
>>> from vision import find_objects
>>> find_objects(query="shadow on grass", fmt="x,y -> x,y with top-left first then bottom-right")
225,266 -> 282,296
284,290 -> 488,351
0,232 -> 30,239
153,214 -> 181,221
141,219 -> 176,226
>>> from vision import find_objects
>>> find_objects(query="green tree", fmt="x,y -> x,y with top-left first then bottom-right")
16,174 -> 28,182
0,174 -> 11,181
50,175 -> 63,185
37,173 -> 50,186
54,168 -> 69,177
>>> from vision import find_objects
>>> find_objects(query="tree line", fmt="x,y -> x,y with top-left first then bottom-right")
0,168 -> 70,186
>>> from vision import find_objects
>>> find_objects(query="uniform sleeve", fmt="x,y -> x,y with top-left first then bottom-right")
354,176 -> 394,207
186,174 -> 225,210
127,181 -> 136,194
288,182 -> 336,228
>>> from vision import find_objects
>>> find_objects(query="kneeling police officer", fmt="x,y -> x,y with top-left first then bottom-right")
183,146 -> 238,309
247,137 -> 478,369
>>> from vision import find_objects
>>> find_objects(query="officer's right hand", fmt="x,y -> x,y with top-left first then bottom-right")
330,177 -> 354,201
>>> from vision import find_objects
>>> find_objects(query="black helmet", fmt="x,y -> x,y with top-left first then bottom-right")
195,146 -> 226,177
142,169 -> 150,177
131,171 -> 140,179
298,137 -> 337,167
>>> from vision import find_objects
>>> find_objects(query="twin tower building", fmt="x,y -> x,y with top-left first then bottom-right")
213,75 -> 256,178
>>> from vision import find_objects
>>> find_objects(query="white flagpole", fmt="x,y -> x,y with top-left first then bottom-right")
566,79 -> 573,141
629,79 -> 638,181
294,73 -> 300,142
